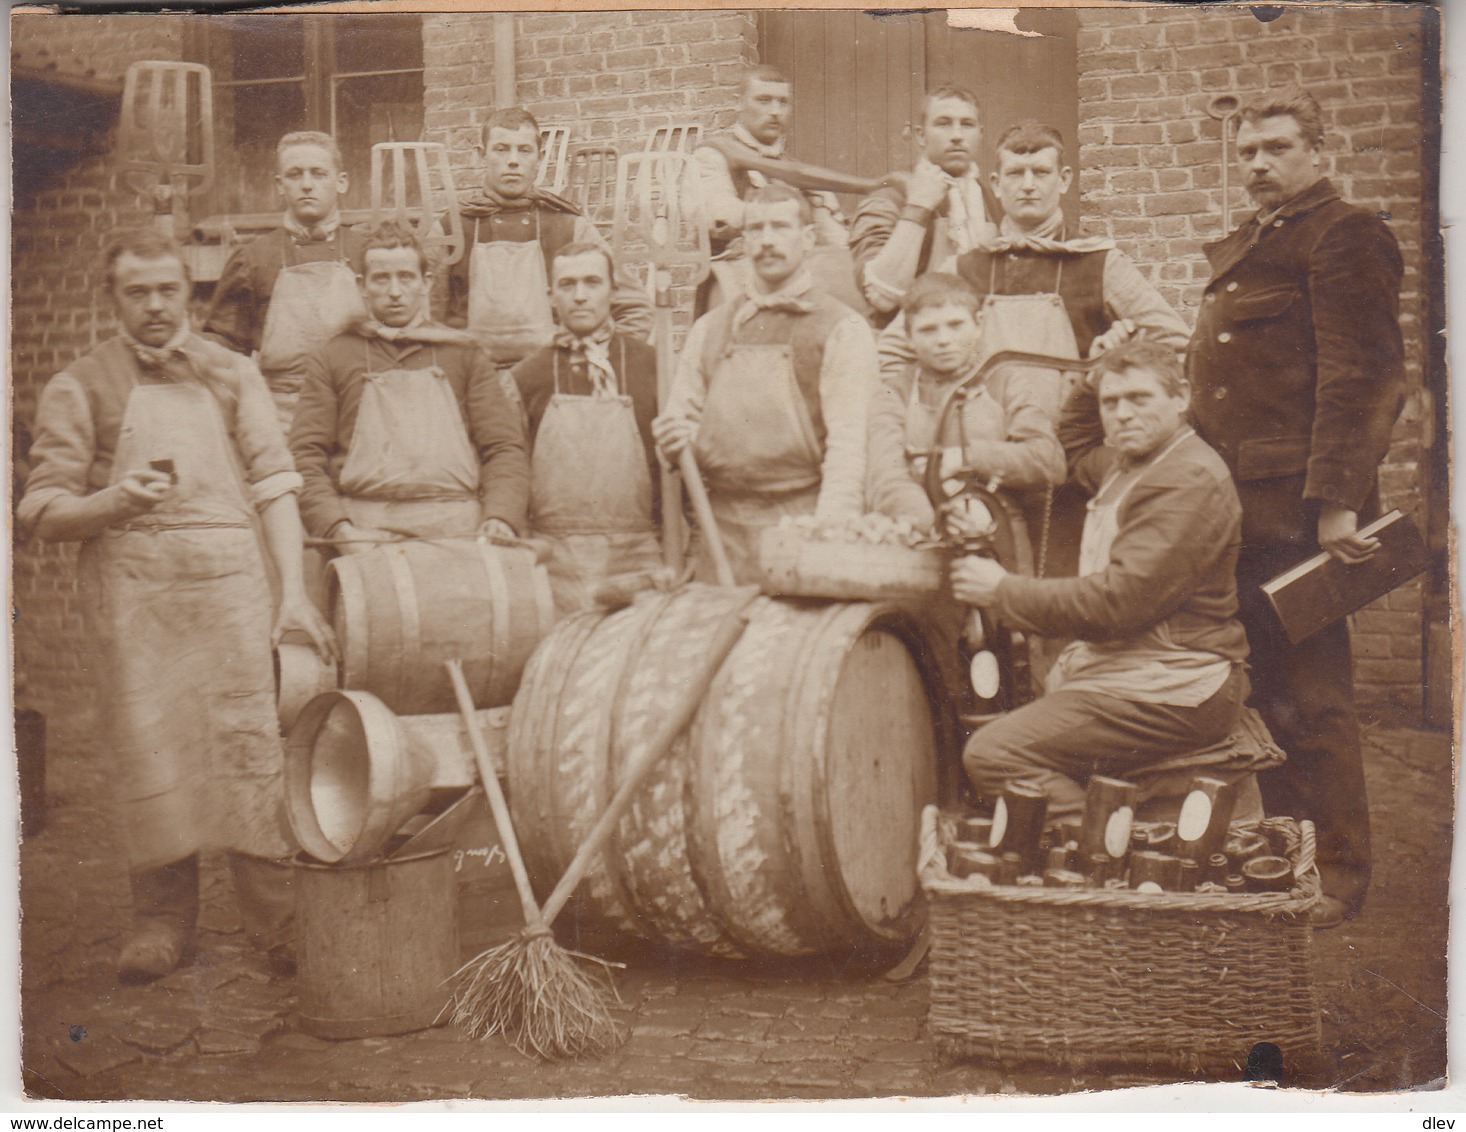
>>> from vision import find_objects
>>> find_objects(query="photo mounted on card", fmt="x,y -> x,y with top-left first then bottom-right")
8,0 -> 1452,1111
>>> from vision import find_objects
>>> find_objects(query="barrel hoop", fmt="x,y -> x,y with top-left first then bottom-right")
383,548 -> 422,713
527,548 -> 558,639
612,589 -> 742,953
330,557 -> 371,694
476,542 -> 514,695
507,611 -> 602,888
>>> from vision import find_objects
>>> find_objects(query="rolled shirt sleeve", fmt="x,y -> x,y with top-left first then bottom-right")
814,312 -> 875,520
962,371 -> 1066,489
16,374 -> 97,537
692,145 -> 745,239
190,338 -> 302,510
1101,250 -> 1192,355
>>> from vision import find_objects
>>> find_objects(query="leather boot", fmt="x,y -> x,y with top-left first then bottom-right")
119,854 -> 199,984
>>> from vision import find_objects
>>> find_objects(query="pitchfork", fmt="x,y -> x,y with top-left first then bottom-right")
118,61 -> 215,237
370,142 -> 466,268
612,151 -> 712,575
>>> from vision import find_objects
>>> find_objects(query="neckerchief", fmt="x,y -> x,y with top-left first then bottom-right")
980,212 -> 1115,255
122,322 -> 191,370
354,311 -> 482,348
553,323 -> 618,397
731,124 -> 786,188
282,210 -> 341,244
915,157 -> 986,255
734,270 -> 816,328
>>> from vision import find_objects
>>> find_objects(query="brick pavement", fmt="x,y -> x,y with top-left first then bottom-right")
17,724 -> 1451,1103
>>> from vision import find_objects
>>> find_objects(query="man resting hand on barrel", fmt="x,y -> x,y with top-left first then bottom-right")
951,342 -> 1250,815
290,221 -> 529,550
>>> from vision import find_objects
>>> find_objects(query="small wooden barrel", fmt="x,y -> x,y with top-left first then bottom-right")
507,585 -> 939,959
294,847 -> 457,1039
329,538 -> 557,715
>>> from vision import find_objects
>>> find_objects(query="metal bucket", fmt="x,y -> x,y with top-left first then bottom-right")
294,847 -> 457,1040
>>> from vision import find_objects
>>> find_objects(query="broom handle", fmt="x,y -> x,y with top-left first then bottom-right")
655,303 -> 687,576
538,595 -> 756,927
446,659 -> 547,930
677,447 -> 735,588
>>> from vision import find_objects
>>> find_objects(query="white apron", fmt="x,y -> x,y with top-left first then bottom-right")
337,343 -> 483,538
86,380 -> 290,871
694,342 -> 822,584
530,344 -> 661,612
467,215 -> 556,368
257,232 -> 367,432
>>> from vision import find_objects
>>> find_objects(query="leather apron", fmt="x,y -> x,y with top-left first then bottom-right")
529,343 -> 661,612
337,342 -> 482,538
257,231 -> 367,432
694,341 -> 822,584
86,379 -> 290,871
467,214 -> 556,369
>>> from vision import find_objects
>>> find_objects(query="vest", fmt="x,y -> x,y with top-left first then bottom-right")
699,292 -> 852,448
956,247 -> 1111,356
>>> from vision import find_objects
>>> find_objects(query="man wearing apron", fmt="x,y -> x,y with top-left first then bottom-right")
290,222 -> 529,547
510,242 -> 662,612
445,106 -> 651,379
692,66 -> 859,317
879,121 -> 1190,579
654,182 -> 876,585
952,342 -> 1249,815
850,87 -> 1002,328
19,228 -> 336,983
203,131 -> 369,433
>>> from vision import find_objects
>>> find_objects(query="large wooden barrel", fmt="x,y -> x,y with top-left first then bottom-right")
329,538 -> 557,715
507,585 -> 939,959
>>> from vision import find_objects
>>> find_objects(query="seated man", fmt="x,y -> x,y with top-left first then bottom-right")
290,221 -> 529,548
951,341 -> 1249,814
653,182 -> 875,584
511,242 -> 663,611
204,131 -> 369,431
868,272 -> 1064,531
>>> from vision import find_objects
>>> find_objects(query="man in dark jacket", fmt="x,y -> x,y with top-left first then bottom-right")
1185,88 -> 1405,926
956,341 -> 1249,812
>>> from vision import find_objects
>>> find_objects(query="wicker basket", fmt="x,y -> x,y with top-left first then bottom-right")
757,527 -> 946,602
921,806 -> 1323,1075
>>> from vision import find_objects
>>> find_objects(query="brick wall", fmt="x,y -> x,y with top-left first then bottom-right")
1074,4 -> 1435,714
424,11 -> 757,191
11,15 -> 185,751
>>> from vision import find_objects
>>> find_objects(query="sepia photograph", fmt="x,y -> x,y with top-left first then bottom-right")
6,0 -> 1455,1109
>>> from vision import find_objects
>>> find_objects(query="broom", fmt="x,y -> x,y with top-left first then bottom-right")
443,585 -> 753,1058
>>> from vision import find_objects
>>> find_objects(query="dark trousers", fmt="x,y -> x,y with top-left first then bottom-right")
963,664 -> 1248,815
1237,545 -> 1371,910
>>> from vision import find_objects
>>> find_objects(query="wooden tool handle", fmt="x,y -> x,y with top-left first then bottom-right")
446,659 -> 545,929
538,594 -> 757,927
677,447 -> 735,588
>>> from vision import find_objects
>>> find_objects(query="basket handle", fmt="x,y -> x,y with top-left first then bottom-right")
918,804 -> 943,877
1293,819 -> 1317,880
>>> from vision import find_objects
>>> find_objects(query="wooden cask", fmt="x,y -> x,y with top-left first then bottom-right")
507,585 -> 939,959
329,538 -> 557,715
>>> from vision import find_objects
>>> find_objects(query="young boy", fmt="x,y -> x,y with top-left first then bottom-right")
204,131 -> 369,430
867,272 -> 1065,530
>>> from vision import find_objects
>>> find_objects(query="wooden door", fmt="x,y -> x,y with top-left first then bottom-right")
758,10 -> 1079,215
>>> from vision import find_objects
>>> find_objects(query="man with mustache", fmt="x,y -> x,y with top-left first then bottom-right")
653,182 -> 876,583
1185,88 -> 1405,927
692,66 -> 853,315
850,87 -> 1002,328
20,228 -> 336,982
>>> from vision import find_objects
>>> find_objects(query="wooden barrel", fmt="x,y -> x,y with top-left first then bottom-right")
329,538 -> 557,715
507,585 -> 939,959
285,690 -> 510,864
294,847 -> 457,1039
